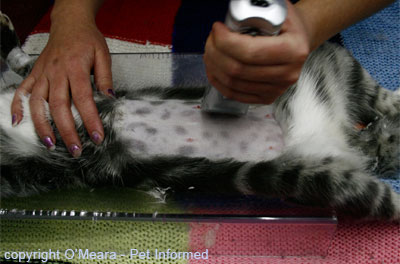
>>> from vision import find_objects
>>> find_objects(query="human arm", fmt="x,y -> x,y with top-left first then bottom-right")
203,0 -> 395,104
296,0 -> 395,50
11,0 -> 112,157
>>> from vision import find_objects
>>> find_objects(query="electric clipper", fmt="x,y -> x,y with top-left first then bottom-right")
201,0 -> 287,115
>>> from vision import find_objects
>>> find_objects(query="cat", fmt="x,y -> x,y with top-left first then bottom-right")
0,12 -> 399,221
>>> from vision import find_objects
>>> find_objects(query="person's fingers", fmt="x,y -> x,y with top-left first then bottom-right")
210,76 -> 276,104
68,62 -> 104,145
211,22 -> 309,65
29,75 -> 56,150
94,48 -> 114,97
11,76 -> 36,126
220,73 -> 286,97
205,39 -> 301,85
203,1 -> 311,104
11,46 -> 48,126
205,55 -> 287,97
206,67 -> 279,104
48,76 -> 82,158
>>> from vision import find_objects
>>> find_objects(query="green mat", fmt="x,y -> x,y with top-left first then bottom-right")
1,188 -> 191,264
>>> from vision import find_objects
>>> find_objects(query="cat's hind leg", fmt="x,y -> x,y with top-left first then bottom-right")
139,150 -> 400,221
233,151 -> 400,221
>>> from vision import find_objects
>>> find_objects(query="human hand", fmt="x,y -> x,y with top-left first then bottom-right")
203,1 -> 311,104
11,16 -> 113,157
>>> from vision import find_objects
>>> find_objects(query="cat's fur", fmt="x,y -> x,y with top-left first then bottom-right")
0,13 -> 399,220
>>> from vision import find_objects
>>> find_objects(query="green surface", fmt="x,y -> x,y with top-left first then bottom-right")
1,188 -> 191,264
0,187 -> 185,213
1,219 -> 190,264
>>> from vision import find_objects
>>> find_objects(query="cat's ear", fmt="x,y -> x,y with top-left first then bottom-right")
0,11 -> 34,77
0,11 -> 20,60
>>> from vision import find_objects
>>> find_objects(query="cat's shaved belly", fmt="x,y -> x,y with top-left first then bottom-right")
116,100 -> 284,161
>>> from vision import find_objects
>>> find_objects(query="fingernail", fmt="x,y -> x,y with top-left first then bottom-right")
107,89 -> 116,97
43,136 -> 55,151
11,114 -> 18,127
91,131 -> 103,145
68,144 -> 82,158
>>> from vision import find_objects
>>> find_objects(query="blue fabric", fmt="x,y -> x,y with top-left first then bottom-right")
381,179 -> 400,194
341,1 -> 399,91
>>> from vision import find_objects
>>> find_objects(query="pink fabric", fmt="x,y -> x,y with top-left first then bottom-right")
189,222 -> 336,257
189,220 -> 400,264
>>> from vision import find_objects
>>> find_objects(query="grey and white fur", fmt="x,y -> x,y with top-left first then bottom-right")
0,13 -> 399,220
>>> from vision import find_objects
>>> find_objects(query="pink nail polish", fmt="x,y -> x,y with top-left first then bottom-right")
43,136 -> 55,151
12,114 -> 17,127
68,144 -> 82,158
91,131 -> 102,145
107,89 -> 116,97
